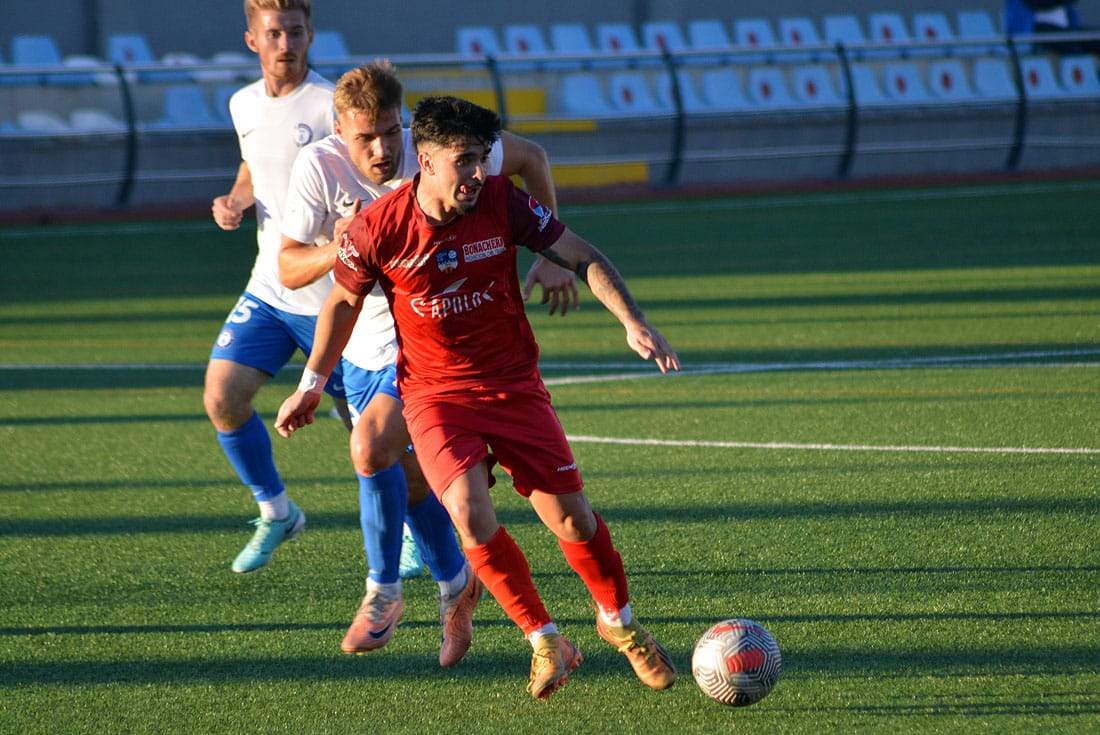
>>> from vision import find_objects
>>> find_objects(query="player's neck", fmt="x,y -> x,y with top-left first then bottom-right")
415,188 -> 459,227
263,69 -> 308,98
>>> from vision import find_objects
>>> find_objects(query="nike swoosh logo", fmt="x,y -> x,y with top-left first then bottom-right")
368,622 -> 394,640
240,128 -> 256,138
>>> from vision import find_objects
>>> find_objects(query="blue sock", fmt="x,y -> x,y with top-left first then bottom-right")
406,493 -> 466,583
359,463 -> 408,584
217,411 -> 284,502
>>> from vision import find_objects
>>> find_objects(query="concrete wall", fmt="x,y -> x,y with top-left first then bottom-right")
7,1 -> 1006,59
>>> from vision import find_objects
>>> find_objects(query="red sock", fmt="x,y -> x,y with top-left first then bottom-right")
557,513 -> 630,616
464,526 -> 551,635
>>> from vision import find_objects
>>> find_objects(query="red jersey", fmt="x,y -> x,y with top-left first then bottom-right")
334,174 -> 566,404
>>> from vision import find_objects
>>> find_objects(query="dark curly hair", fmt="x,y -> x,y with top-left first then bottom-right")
411,96 -> 501,153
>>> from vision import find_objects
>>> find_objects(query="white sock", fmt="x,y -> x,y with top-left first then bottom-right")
438,566 -> 468,599
598,603 -> 633,627
258,493 -> 290,521
527,623 -> 560,648
366,578 -> 402,598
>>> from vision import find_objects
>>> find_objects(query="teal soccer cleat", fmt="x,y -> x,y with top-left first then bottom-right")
232,501 -> 306,573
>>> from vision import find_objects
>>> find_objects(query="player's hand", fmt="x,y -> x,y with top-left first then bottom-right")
626,322 -> 680,374
274,390 -> 322,438
523,257 -> 580,316
212,194 -> 245,231
333,198 -> 362,243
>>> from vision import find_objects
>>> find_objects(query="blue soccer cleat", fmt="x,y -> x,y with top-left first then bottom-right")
231,501 -> 306,573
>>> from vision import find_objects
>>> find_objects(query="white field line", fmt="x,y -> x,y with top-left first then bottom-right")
565,435 -> 1100,455
2,350 -> 1097,455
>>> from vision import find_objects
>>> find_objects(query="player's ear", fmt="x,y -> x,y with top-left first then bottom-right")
244,30 -> 258,54
417,150 -> 433,175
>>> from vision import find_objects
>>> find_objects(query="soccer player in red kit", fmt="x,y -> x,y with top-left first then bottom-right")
275,95 -> 680,700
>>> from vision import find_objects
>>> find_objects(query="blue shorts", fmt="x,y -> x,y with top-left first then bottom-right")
210,292 -> 345,399
341,359 -> 400,419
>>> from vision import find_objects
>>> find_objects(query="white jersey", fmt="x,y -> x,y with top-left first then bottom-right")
281,128 -> 503,370
228,71 -> 336,315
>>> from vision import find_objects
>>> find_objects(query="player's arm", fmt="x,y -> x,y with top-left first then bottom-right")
540,228 -> 680,374
278,235 -> 338,289
499,131 -> 579,316
274,282 -> 364,437
212,161 -> 256,231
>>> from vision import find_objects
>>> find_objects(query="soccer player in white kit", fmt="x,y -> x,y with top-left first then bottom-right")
206,0 -> 348,574
278,62 -> 577,662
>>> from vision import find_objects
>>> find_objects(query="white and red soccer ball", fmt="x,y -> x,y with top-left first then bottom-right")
691,618 -> 782,706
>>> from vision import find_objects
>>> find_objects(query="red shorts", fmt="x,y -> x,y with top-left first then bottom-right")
403,381 -> 583,499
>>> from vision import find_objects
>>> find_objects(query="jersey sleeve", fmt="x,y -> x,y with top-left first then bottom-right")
504,178 -> 566,253
333,215 -> 378,297
281,144 -> 330,244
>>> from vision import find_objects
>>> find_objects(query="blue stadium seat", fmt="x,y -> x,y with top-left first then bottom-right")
150,84 -> 223,130
911,12 -> 956,57
845,64 -> 890,106
560,72 -> 617,116
791,65 -> 846,106
777,17 -> 824,63
549,23 -> 595,67
881,63 -> 933,103
456,26 -> 501,57
503,24 -> 550,70
955,10 -> 1007,56
686,19 -> 732,65
973,58 -> 1018,100
699,69 -> 752,111
1020,56 -> 1070,99
596,23 -> 656,67
11,34 -> 63,84
732,18 -> 778,64
927,60 -> 978,101
746,66 -> 798,107
866,13 -> 912,59
311,30 -> 351,79
18,109 -> 69,132
607,71 -> 667,113
1060,55 -> 1100,97
654,70 -> 710,113
822,15 -> 869,58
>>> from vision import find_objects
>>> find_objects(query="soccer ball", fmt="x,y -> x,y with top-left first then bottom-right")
691,618 -> 782,706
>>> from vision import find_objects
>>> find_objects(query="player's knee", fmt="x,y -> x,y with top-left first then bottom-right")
350,438 -> 399,477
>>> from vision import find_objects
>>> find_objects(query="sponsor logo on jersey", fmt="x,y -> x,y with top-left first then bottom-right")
295,123 -> 314,147
528,196 -> 552,231
462,236 -> 506,263
389,253 -> 432,269
337,235 -> 360,271
436,249 -> 459,273
410,278 -> 495,319
556,462 -> 578,473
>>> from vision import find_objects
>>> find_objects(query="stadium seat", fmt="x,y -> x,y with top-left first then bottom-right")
151,84 -> 223,129
881,63 -> 933,103
746,66 -> 797,107
108,33 -> 184,82
159,52 -> 203,82
456,26 -> 501,57
1019,56 -> 1070,99
641,21 -> 688,55
560,72 -> 617,116
549,23 -> 595,68
10,34 -> 63,84
777,17 -> 825,63
1060,55 -> 1100,97
911,12 -> 956,57
654,70 -> 709,112
699,69 -> 751,110
845,64 -> 890,106
973,58 -> 1018,100
791,65 -> 846,106
18,109 -> 69,132
927,60 -> 977,101
955,10 -> 1007,56
732,18 -> 778,64
607,71 -> 667,113
686,19 -> 732,65
866,12 -> 912,59
70,108 -> 126,132
311,30 -> 351,78
213,84 -> 238,123
822,15 -> 868,58
596,23 -> 656,66
503,24 -> 550,70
